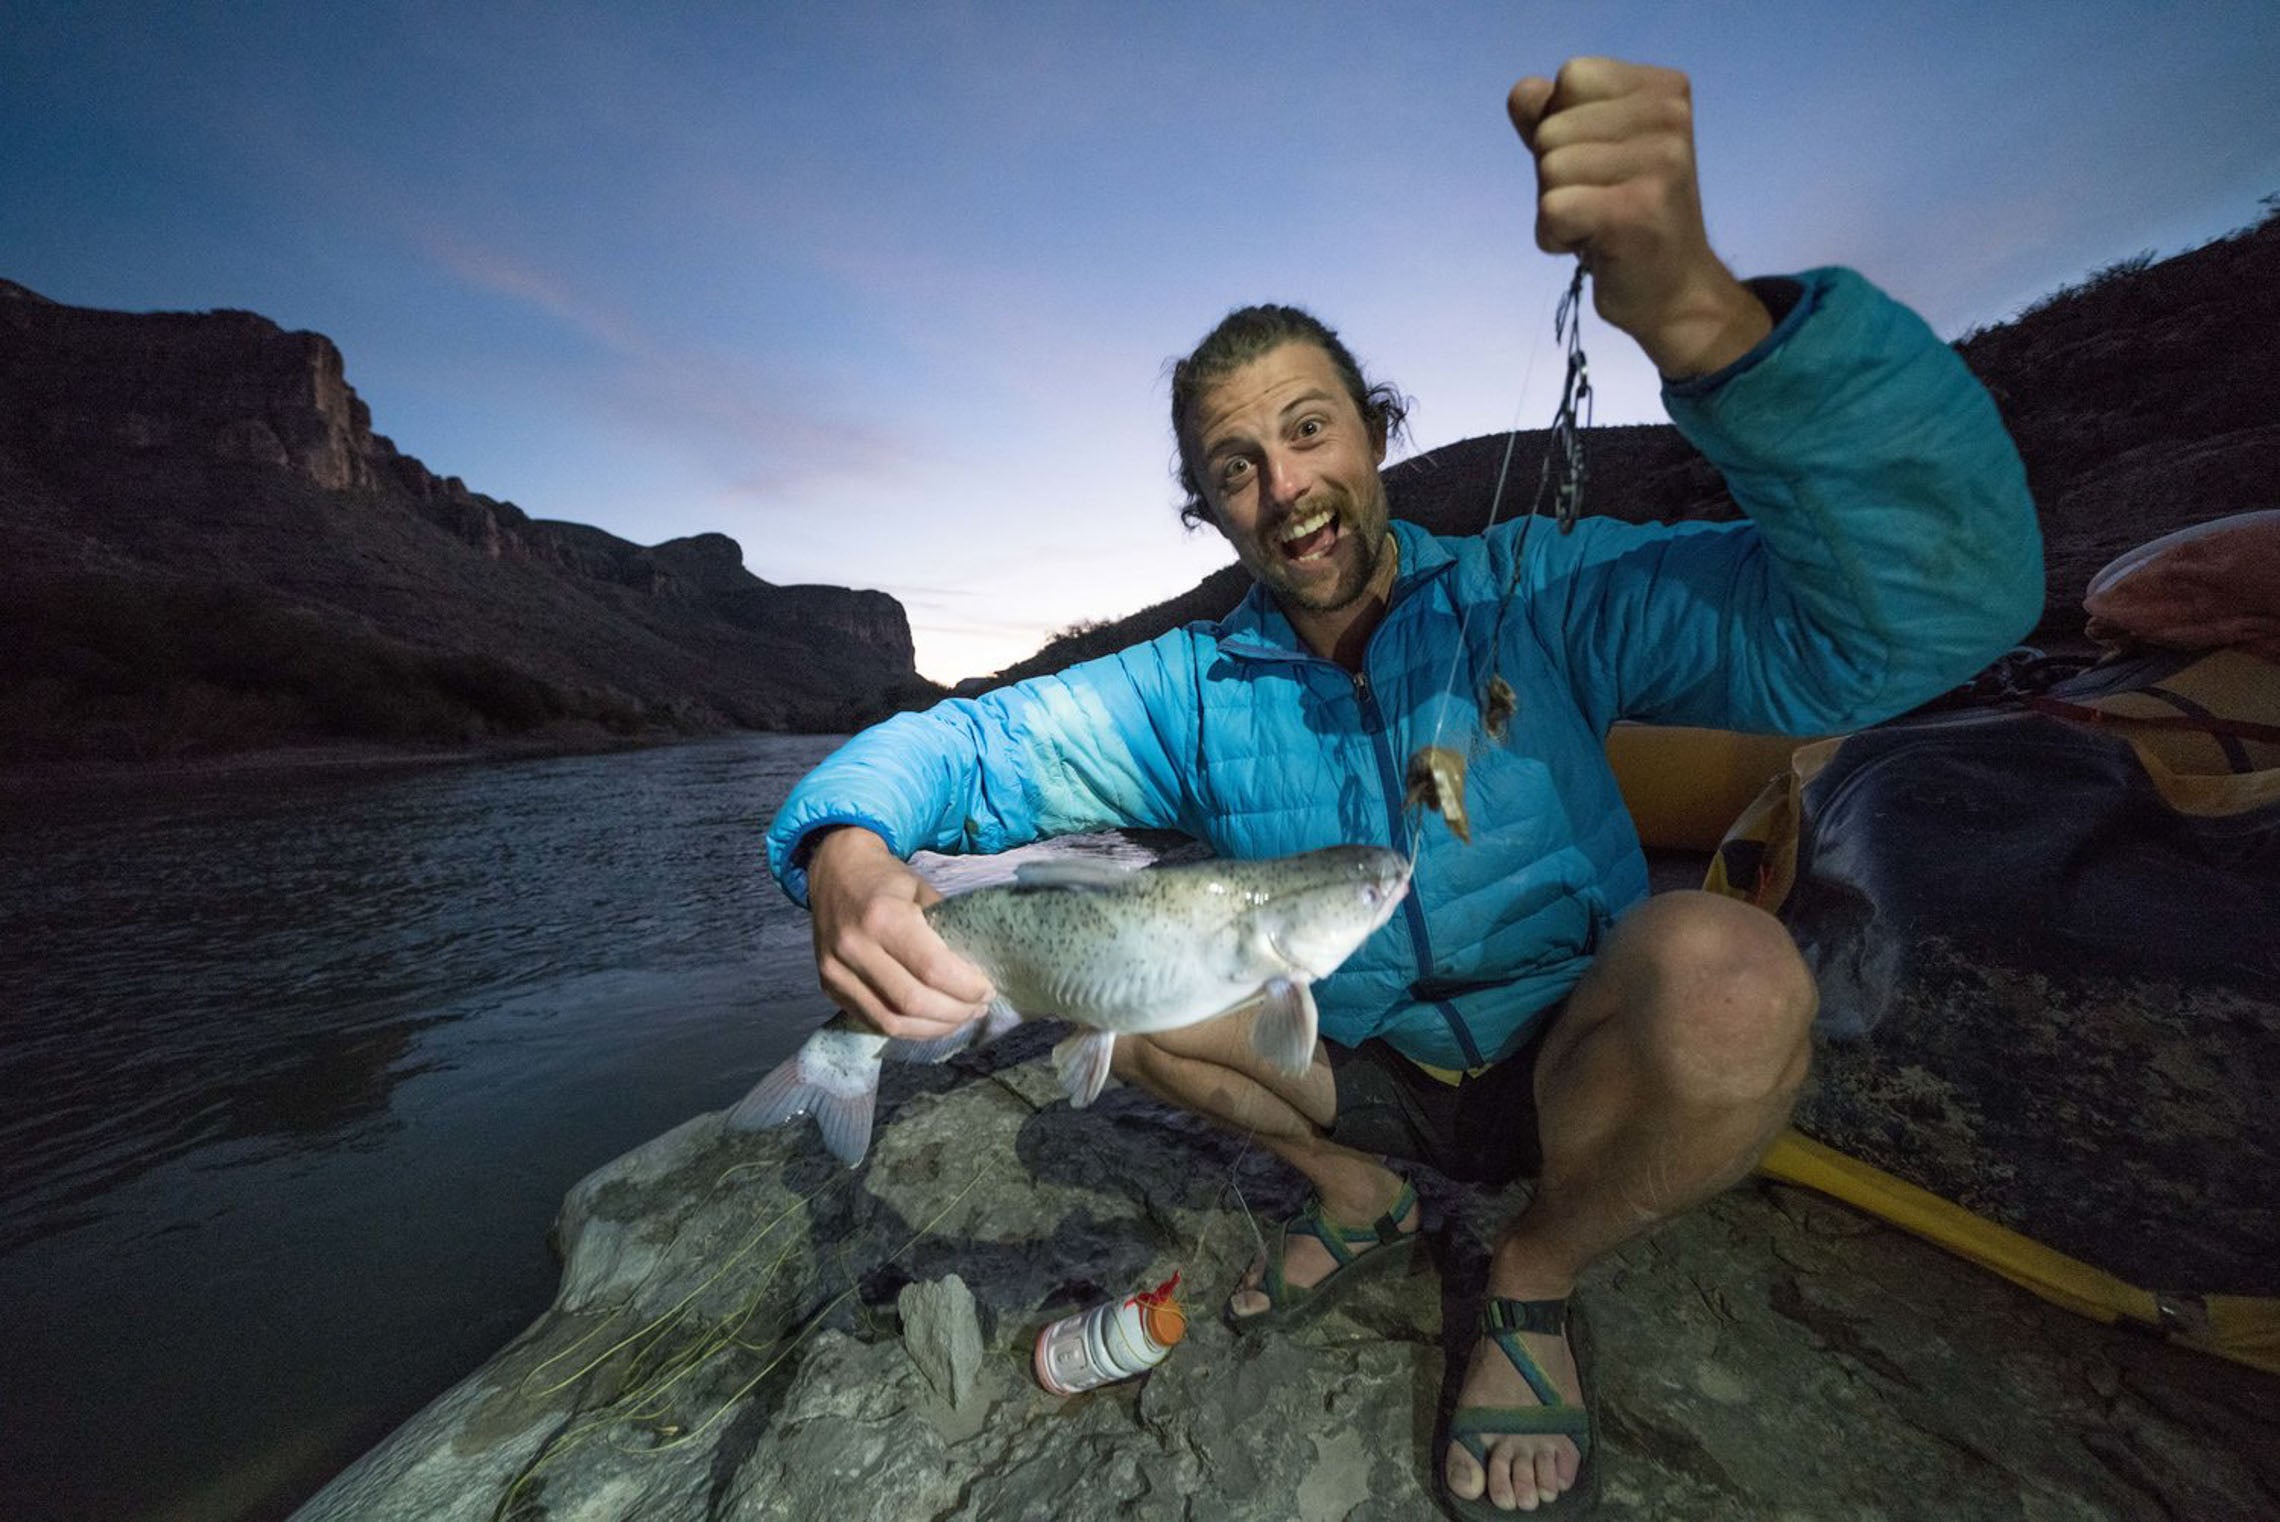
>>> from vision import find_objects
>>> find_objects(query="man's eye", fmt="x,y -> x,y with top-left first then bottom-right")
1297,418 -> 1324,438
1218,458 -> 1252,486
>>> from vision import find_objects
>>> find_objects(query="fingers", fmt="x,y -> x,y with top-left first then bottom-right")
1506,74 -> 1555,146
804,827 -> 994,1040
829,938 -> 989,1048
1505,55 -> 1756,372
1511,59 -> 1697,259
818,894 -> 993,1035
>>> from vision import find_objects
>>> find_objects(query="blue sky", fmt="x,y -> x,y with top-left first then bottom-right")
6,2 -> 2277,683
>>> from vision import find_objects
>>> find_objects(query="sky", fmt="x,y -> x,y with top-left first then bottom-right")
5,2 -> 2277,685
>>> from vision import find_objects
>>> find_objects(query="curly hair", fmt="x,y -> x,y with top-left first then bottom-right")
1167,304 -> 1409,530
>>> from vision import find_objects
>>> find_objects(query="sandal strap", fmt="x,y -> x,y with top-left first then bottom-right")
1481,1295 -> 1567,1337
1449,1405 -> 1593,1471
1479,1296 -> 1571,1410
1286,1178 -> 1418,1265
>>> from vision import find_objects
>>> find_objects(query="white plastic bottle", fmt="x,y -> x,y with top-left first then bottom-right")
1032,1272 -> 1187,1395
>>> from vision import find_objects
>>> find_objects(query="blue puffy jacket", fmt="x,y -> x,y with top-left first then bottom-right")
767,268 -> 2043,1069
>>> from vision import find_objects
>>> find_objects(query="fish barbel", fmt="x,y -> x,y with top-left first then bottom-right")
728,845 -> 1412,1164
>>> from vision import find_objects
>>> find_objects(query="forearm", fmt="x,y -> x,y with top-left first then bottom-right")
1623,261 -> 1772,381
767,706 -> 1017,906
766,640 -> 1201,906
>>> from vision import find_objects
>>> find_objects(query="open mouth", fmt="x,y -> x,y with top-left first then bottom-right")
1274,507 -> 1341,563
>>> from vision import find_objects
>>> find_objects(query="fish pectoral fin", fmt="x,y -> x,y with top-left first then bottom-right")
981,997 -> 1023,1043
880,997 -> 1020,1065
1051,1029 -> 1118,1109
884,1024 -> 981,1064
1247,978 -> 1320,1077
1011,858 -> 1137,891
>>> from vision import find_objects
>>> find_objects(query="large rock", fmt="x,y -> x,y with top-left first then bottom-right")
289,1022 -> 2277,1521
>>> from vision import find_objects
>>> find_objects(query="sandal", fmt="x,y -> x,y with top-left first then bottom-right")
1224,1179 -> 1423,1333
1439,1296 -> 1599,1518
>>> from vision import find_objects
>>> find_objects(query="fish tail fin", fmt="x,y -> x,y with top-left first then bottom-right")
726,1045 -> 881,1167
1248,978 -> 1320,1076
807,1085 -> 878,1168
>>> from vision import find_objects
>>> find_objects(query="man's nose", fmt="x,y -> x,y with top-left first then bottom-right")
1262,446 -> 1312,508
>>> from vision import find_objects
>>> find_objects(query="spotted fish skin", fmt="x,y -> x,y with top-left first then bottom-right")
727,845 -> 1410,1165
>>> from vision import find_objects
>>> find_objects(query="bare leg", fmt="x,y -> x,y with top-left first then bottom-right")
1111,1012 -> 1419,1314
1445,891 -> 1818,1512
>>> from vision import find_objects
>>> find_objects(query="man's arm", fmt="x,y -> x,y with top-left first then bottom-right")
766,633 -> 1204,1037
1509,269 -> 2043,736
1499,59 -> 2041,732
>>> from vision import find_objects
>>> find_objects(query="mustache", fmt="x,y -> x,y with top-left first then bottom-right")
1276,484 -> 1357,529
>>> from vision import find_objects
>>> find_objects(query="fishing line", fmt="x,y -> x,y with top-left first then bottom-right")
1402,257 -> 1593,854
492,1151 -> 999,1520
1198,1126 -> 1268,1270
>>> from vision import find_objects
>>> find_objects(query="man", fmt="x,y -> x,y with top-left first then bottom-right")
764,58 -> 2041,1517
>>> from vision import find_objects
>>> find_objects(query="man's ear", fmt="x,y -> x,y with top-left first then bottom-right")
1370,410 -> 1388,466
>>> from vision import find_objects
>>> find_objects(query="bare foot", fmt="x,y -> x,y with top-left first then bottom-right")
1443,1283 -> 1586,1512
1225,1173 -> 1420,1318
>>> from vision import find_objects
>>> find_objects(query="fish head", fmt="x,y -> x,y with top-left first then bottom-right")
1239,845 -> 1412,981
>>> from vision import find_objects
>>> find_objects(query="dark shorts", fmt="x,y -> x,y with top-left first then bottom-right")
1324,1020 -> 1552,1187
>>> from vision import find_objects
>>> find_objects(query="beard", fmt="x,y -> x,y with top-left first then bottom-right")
1247,481 -> 1392,615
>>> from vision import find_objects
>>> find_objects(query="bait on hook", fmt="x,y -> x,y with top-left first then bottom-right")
1404,745 -> 1473,843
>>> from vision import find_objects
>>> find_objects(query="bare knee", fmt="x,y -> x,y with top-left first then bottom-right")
1576,891 -> 1816,1104
1110,1033 -> 1167,1091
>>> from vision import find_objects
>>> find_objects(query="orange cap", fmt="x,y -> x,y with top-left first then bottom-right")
1136,1271 -> 1187,1346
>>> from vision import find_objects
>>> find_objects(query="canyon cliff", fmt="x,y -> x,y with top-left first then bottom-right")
0,279 -> 935,763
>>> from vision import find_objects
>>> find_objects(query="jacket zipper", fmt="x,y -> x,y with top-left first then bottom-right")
1350,670 -> 1486,1068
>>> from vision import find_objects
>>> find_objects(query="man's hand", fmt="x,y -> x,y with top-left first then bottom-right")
1509,58 -> 1771,379
804,826 -> 995,1040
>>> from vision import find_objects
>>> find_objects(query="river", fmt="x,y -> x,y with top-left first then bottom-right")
0,734 -> 1056,1521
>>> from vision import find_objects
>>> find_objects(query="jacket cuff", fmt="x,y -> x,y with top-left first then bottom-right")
1661,275 -> 1814,399
767,810 -> 902,908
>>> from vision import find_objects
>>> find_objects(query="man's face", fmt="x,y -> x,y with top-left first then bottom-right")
1188,340 -> 1390,617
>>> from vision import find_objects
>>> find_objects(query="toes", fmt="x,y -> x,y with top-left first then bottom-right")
1444,1442 -> 1486,1502
1487,1442 -> 1521,1511
1533,1444 -> 1564,1502
1224,1257 -> 1269,1319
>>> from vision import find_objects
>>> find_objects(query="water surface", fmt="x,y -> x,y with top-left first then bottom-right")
0,735 -> 858,1520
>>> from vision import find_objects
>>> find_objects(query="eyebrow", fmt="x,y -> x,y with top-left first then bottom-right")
1202,388 -> 1340,460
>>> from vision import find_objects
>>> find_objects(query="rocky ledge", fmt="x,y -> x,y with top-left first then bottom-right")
293,1021 -> 2276,1522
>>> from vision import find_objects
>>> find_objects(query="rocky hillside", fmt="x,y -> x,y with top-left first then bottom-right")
991,200 -> 2280,687
0,279 -> 939,764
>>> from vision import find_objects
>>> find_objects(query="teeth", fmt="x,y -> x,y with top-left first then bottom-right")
1275,509 -> 1334,544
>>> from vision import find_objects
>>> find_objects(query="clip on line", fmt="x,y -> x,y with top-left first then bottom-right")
1405,256 -> 1594,813
1473,259 -> 1593,722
